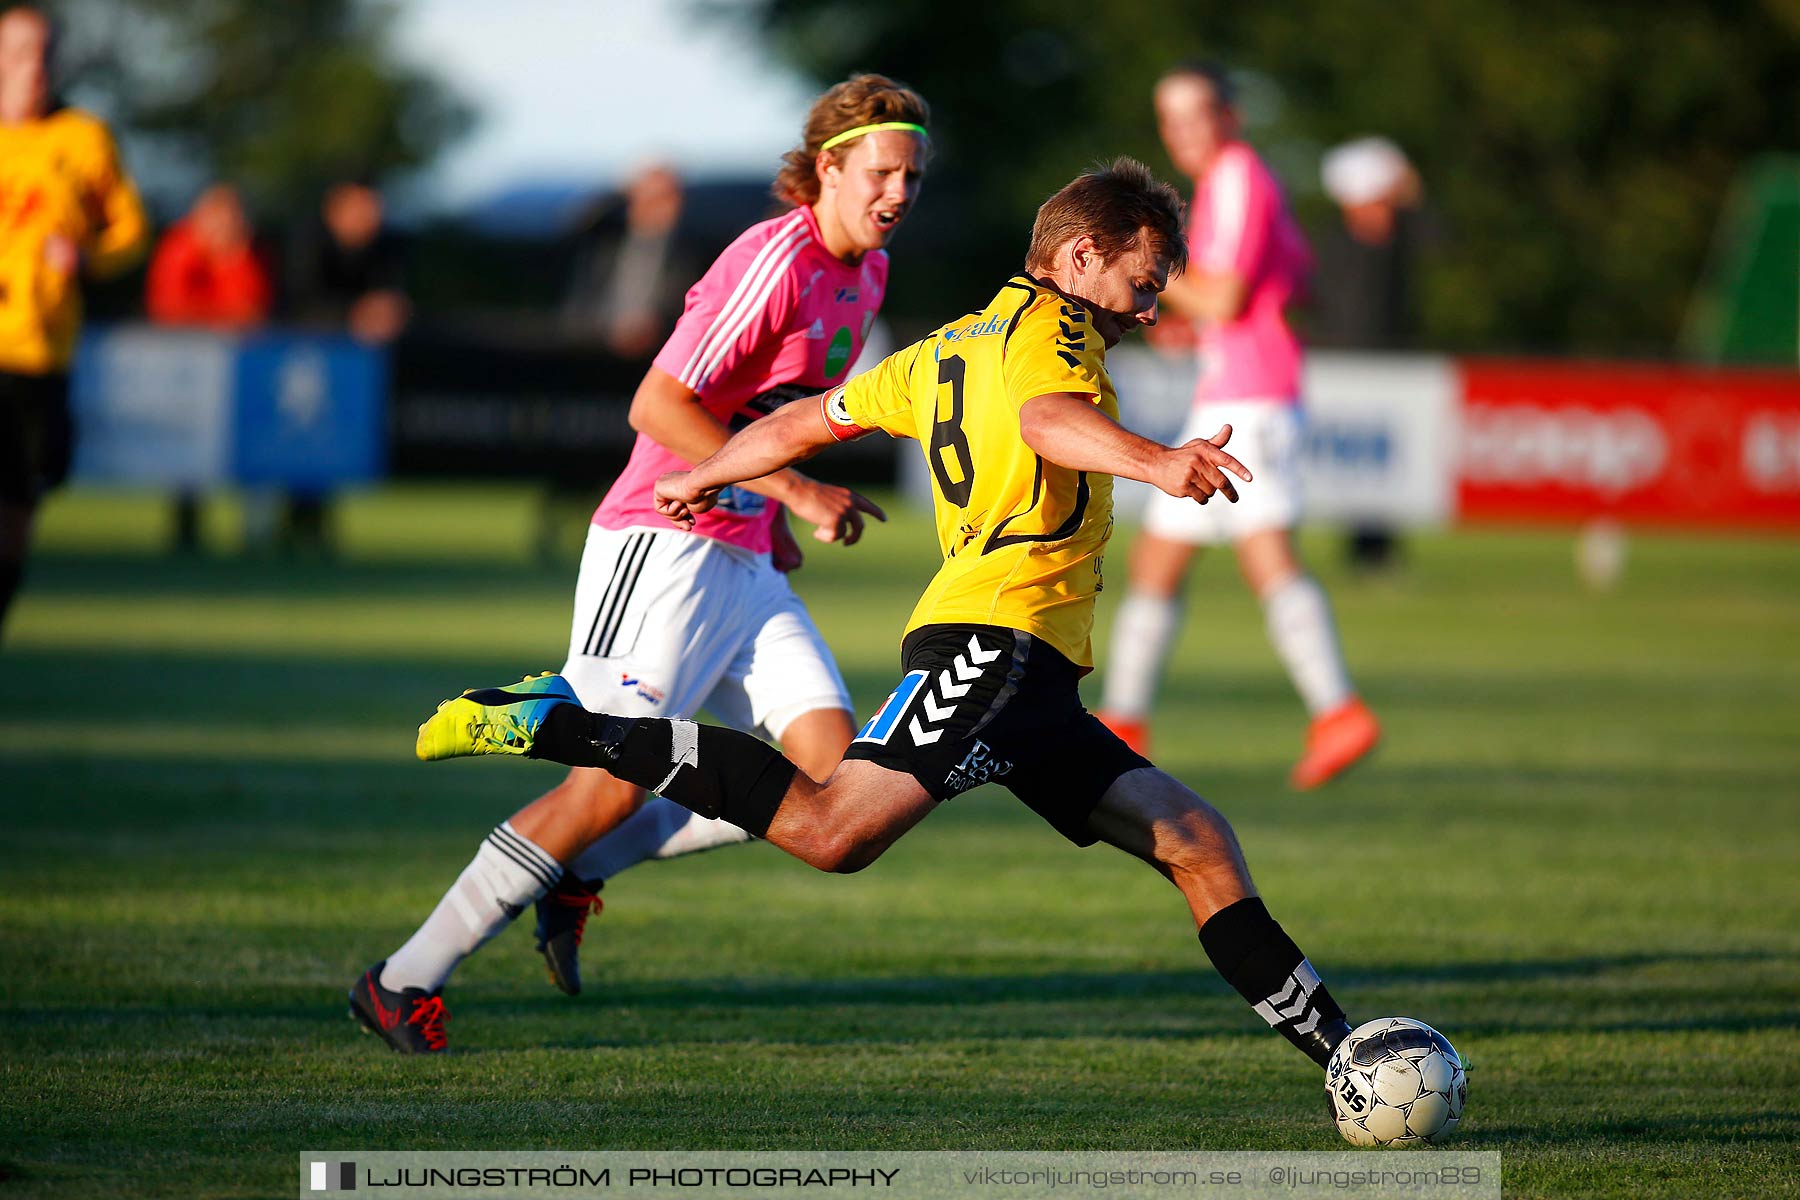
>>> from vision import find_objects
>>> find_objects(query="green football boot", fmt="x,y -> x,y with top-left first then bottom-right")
415,672 -> 578,761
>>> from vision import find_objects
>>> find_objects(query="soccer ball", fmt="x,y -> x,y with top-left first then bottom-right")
1325,1017 -> 1467,1146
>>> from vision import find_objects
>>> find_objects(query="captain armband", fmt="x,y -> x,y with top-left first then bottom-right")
821,387 -> 875,442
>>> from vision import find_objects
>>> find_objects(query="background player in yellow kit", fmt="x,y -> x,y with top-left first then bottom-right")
0,4 -> 148,635
419,159 -> 1365,1073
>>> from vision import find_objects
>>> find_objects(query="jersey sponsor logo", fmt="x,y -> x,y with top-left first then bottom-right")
825,326 -> 854,378
939,312 -> 1008,343
944,738 -> 1013,793
855,670 -> 929,745
619,673 -> 665,705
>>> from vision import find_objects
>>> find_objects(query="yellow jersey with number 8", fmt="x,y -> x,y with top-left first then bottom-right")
827,274 -> 1116,668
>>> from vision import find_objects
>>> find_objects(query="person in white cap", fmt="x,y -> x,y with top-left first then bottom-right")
1314,136 -> 1430,572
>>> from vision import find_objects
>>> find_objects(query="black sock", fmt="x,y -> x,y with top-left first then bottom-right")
532,706 -> 797,837
1199,896 -> 1351,1068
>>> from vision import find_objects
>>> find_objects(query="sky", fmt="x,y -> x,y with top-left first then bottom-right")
391,0 -> 816,209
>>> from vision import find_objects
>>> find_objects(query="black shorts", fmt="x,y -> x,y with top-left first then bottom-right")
843,623 -> 1153,846
0,370 -> 73,507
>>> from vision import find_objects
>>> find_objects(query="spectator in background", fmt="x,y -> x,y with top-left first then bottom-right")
562,163 -> 699,358
146,183 -> 274,551
291,179 -> 409,343
1312,137 -> 1431,573
0,3 -> 148,636
146,184 -> 272,329
272,180 -> 409,553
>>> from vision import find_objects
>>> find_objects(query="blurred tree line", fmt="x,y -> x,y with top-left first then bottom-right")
743,0 -> 1800,355
46,0 -> 469,220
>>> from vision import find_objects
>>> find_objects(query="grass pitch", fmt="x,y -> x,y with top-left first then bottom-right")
2,486 -> 1797,1198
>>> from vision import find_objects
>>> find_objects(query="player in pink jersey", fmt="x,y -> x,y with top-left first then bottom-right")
1097,62 -> 1380,790
350,75 -> 930,1053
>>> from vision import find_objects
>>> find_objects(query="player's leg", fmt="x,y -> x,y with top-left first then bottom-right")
651,580 -> 862,861
559,706 -> 856,888
353,529 -> 735,1039
1085,763 -> 1353,1066
0,501 -> 29,634
535,559 -> 859,986
1236,525 -> 1352,718
368,762 -> 596,1002
351,722 -> 580,1052
620,571 -> 862,865
1233,521 -> 1379,789
1096,530 -> 1199,753
521,527 -> 766,992
511,703 -> 933,874
417,627 -> 1005,872
1009,692 -> 1356,1069
0,371 -> 73,637
547,622 -> 1021,871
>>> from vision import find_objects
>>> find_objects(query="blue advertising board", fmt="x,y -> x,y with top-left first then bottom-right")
230,334 -> 386,487
71,325 -> 387,488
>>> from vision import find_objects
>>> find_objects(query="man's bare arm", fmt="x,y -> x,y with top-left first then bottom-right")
653,396 -> 886,543
1018,392 -> 1251,504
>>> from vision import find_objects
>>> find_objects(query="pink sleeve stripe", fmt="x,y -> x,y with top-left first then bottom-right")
1203,154 -> 1250,273
677,211 -> 810,391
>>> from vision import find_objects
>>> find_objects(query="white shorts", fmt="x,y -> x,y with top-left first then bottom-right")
560,525 -> 852,741
1142,399 -> 1303,544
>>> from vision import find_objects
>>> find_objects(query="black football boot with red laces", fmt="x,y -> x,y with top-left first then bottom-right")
348,960 -> 449,1053
533,873 -> 603,996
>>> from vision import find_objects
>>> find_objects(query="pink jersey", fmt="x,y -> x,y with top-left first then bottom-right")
594,204 -> 888,553
1191,141 -> 1312,403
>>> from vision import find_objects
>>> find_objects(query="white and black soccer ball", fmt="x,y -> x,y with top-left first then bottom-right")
1325,1017 -> 1467,1146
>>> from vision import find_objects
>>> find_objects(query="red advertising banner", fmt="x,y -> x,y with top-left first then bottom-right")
1456,360 -> 1800,529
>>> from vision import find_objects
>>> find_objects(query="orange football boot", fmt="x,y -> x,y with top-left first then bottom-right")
1290,698 -> 1381,790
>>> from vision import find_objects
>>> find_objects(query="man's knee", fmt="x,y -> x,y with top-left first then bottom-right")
1106,770 -> 1239,870
786,778 -> 902,874
1148,795 -> 1246,882
812,828 -> 889,874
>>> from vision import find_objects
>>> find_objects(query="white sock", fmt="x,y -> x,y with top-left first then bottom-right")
1261,573 -> 1354,717
568,797 -> 752,882
1099,591 -> 1183,718
381,821 -> 562,994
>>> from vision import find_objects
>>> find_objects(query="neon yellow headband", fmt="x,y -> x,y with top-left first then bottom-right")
820,122 -> 929,153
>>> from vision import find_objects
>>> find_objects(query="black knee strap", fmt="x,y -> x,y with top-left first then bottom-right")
534,709 -> 796,837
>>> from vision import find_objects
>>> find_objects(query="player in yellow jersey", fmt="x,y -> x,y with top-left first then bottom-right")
0,5 -> 148,634
418,159 -> 1364,1073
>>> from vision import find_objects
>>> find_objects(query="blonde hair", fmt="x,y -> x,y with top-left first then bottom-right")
1024,157 -> 1188,276
774,73 -> 930,207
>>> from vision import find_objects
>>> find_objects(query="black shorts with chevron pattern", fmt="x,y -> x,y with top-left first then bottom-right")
842,623 -> 1152,845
